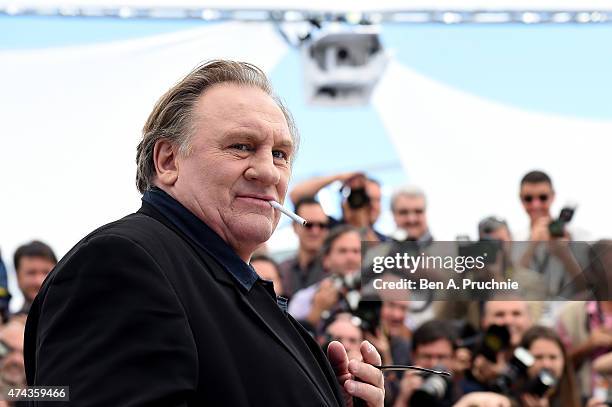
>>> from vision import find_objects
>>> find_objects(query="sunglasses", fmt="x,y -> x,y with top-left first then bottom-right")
396,208 -> 425,216
521,194 -> 550,203
304,222 -> 329,230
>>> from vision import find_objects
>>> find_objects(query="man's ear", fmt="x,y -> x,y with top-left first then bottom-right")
153,139 -> 179,187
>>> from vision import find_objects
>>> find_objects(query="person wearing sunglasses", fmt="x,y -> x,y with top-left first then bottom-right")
517,170 -> 584,323
278,197 -> 330,298
519,170 -> 556,239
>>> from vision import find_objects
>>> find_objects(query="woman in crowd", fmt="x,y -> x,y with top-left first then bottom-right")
519,326 -> 581,407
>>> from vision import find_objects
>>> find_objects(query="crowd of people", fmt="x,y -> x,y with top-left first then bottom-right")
0,150 -> 609,405
246,169 -> 612,407
9,59 -> 611,407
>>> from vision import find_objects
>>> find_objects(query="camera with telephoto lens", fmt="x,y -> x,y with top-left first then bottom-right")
409,365 -> 453,406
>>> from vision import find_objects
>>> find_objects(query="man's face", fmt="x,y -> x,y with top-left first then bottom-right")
17,256 -> 54,302
413,339 -> 454,370
366,181 -> 382,224
293,203 -> 329,253
380,301 -> 409,337
520,182 -> 554,223
482,301 -> 532,346
326,319 -> 363,361
169,84 -> 293,260
323,231 -> 361,276
392,195 -> 428,239
0,318 -> 26,386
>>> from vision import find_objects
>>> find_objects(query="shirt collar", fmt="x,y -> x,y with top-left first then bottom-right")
142,187 -> 259,291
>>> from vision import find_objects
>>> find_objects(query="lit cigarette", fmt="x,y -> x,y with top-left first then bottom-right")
268,200 -> 307,226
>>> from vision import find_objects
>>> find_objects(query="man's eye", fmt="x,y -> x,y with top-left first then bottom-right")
272,150 -> 288,160
230,144 -> 252,152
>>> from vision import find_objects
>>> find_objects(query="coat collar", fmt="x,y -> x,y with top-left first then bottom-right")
141,187 -> 259,291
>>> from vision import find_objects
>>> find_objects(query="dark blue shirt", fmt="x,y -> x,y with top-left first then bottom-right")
142,187 -> 260,291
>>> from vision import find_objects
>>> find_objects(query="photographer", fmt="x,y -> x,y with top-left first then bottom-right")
435,217 -> 545,327
516,171 -> 585,316
394,320 -> 458,407
289,172 -> 386,241
517,326 -> 580,407
288,225 -> 362,327
459,299 -> 534,393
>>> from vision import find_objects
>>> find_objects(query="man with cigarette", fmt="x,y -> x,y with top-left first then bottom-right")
24,60 -> 384,406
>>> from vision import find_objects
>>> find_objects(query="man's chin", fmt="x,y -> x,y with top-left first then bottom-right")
229,216 -> 275,244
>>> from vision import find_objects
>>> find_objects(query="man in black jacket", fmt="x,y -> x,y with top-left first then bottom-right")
24,60 -> 384,406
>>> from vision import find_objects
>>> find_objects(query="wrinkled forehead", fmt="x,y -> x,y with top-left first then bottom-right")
193,83 -> 293,146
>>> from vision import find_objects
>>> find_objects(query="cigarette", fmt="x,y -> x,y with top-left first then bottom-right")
268,200 -> 307,226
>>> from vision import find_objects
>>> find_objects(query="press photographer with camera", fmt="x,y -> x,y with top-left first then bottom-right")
289,225 -> 362,327
516,326 -> 580,407
458,299 -> 534,394
516,171 -> 585,301
394,320 -> 459,407
289,171 -> 386,241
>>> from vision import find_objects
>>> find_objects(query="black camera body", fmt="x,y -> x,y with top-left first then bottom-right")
549,206 -> 576,238
343,186 -> 371,209
524,368 -> 557,397
410,366 -> 453,407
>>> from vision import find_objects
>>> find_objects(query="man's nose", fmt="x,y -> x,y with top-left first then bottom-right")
245,150 -> 280,185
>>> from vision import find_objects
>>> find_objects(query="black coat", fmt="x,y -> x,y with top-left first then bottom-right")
24,202 -> 345,406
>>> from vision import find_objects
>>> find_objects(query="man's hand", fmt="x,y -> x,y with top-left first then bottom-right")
327,340 -> 385,407
313,279 -> 339,311
393,372 -> 423,407
530,217 -> 551,241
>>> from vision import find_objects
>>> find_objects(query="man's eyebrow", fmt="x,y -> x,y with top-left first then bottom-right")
275,139 -> 294,150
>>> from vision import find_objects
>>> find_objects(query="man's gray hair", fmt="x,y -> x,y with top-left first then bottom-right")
390,185 -> 427,212
135,59 -> 299,193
